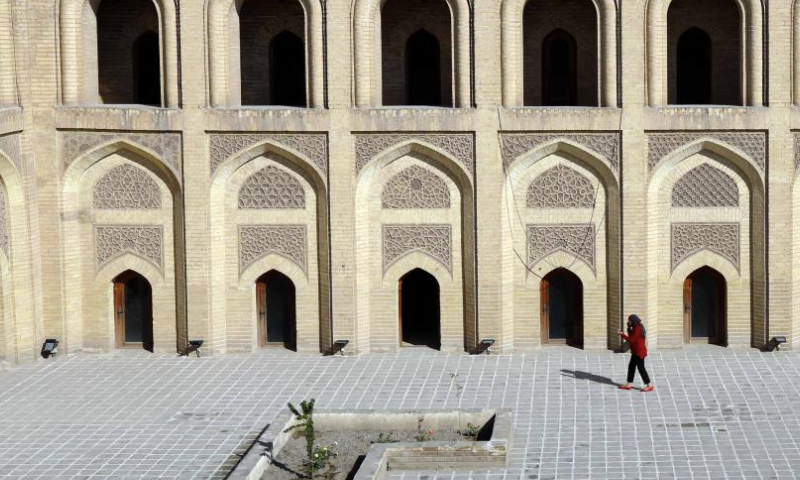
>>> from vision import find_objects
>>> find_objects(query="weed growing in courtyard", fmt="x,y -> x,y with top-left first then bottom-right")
285,399 -> 321,478
450,372 -> 464,399
459,422 -> 480,439
415,415 -> 435,441
375,432 -> 394,443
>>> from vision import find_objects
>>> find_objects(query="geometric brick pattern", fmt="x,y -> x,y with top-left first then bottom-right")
238,225 -> 307,273
61,131 -> 183,173
527,224 -> 596,269
671,164 -> 739,207
382,166 -> 451,209
671,223 -> 740,272
527,165 -> 596,208
238,166 -> 305,209
209,133 -> 328,174
648,132 -> 766,171
355,134 -> 475,175
499,132 -> 621,172
0,185 -> 8,257
93,164 -> 162,210
382,224 -> 452,272
95,225 -> 163,270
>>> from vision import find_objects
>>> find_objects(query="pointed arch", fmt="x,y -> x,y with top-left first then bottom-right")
206,0 -> 324,107
645,0 -> 763,106
501,0 -> 617,107
352,0 -> 471,107
59,0 -> 179,106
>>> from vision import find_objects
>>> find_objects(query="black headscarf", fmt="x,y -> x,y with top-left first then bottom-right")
628,314 -> 646,338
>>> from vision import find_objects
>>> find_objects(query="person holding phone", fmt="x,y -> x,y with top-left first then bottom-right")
617,314 -> 654,392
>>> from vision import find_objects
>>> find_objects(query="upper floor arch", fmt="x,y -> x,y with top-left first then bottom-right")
501,0 -> 617,108
646,0 -> 763,106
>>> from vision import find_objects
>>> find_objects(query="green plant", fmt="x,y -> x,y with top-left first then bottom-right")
415,415 -> 434,441
309,444 -> 336,473
460,422 -> 480,438
375,432 -> 394,443
284,399 -> 318,478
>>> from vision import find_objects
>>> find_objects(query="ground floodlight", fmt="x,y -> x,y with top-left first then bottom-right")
330,339 -> 349,356
188,339 -> 204,357
41,338 -> 59,359
474,338 -> 495,355
766,336 -> 787,352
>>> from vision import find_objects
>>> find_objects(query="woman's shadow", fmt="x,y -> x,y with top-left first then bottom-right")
560,369 -> 620,387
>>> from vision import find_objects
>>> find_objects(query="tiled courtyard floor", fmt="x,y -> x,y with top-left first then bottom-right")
0,347 -> 799,479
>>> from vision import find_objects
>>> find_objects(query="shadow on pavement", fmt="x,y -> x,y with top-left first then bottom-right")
560,369 -> 620,387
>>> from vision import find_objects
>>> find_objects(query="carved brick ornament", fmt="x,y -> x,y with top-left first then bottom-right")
671,223 -> 740,272
61,131 -> 182,173
527,224 -> 595,269
0,133 -> 22,174
93,164 -> 162,210
382,166 -> 451,209
499,133 -> 620,172
793,132 -> 800,170
648,132 -> 765,171
355,134 -> 474,175
239,225 -> 307,273
238,165 -> 305,209
95,225 -> 163,269
209,133 -> 328,174
671,164 -> 739,208
0,187 -> 9,257
527,165 -> 596,208
383,224 -> 452,272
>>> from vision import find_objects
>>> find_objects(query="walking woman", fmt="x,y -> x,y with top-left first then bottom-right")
617,314 -> 654,392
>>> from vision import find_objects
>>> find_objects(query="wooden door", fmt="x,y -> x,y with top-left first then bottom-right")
114,280 -> 125,348
256,280 -> 267,347
540,277 -> 550,343
683,277 -> 692,344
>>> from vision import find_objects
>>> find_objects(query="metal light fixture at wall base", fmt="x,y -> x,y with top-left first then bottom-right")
185,340 -> 204,357
473,338 -> 495,355
41,339 -> 59,359
765,336 -> 787,352
326,339 -> 349,356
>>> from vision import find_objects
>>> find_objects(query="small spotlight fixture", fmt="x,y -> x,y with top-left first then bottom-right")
475,338 -> 495,355
328,339 -> 349,356
766,336 -> 787,352
187,339 -> 204,357
40,338 -> 59,359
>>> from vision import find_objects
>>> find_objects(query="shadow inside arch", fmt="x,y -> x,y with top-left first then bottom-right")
560,369 -> 620,387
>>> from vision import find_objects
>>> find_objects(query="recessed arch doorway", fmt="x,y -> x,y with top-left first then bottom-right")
683,266 -> 727,345
256,271 -> 297,351
540,268 -> 584,348
399,268 -> 441,349
113,270 -> 154,352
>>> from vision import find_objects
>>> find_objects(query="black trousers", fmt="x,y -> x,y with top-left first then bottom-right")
627,355 -> 651,384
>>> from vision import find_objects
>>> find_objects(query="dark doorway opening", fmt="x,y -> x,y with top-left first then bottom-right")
683,266 -> 727,346
257,271 -> 297,350
542,29 -> 577,106
132,31 -> 162,106
676,27 -> 712,104
113,270 -> 154,352
270,31 -> 307,107
405,30 -> 442,106
540,268 -> 583,348
399,268 -> 441,349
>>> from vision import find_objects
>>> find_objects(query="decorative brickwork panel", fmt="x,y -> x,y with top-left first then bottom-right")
527,224 -> 595,269
382,166 -> 451,209
239,225 -> 307,273
383,224 -> 452,272
209,133 -> 328,174
648,132 -> 765,171
671,164 -> 739,207
0,187 -> 9,258
499,133 -> 620,172
95,225 -> 163,269
0,133 -> 21,174
93,164 -> 162,210
355,134 -> 474,175
61,131 -> 182,173
671,223 -> 740,272
238,166 -> 305,209
794,132 -> 800,170
527,165 -> 596,208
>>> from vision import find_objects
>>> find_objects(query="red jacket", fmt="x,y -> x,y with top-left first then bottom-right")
621,325 -> 647,359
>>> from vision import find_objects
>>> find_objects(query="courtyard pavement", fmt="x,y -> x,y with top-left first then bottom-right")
0,347 -> 799,479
